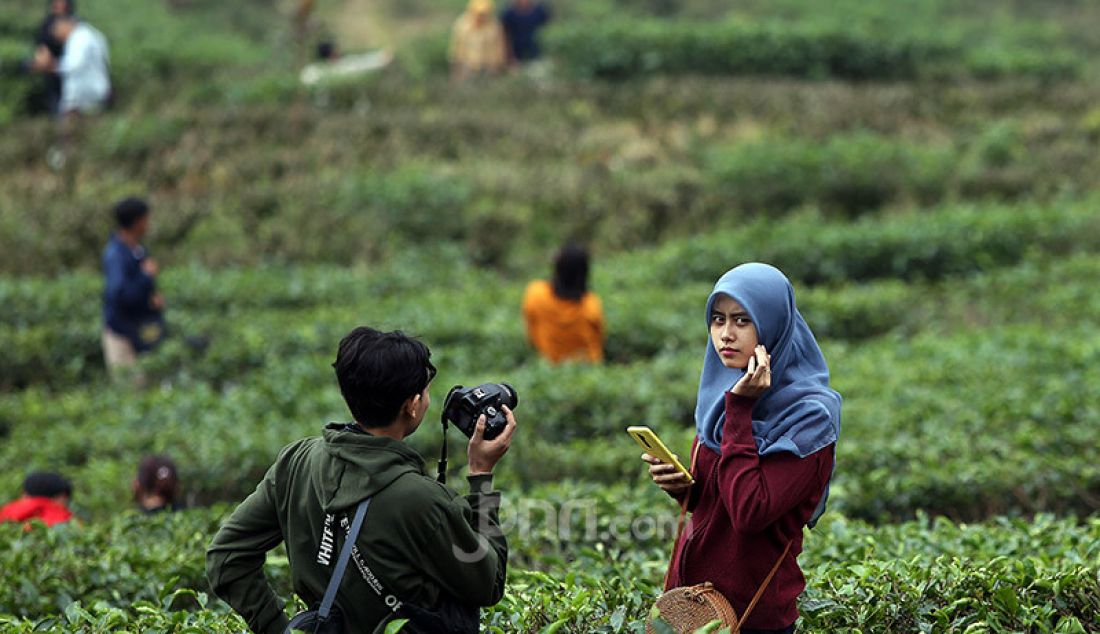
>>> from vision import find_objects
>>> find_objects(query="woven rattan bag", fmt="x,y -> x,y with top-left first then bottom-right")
647,446 -> 791,634
647,546 -> 788,634
649,581 -> 736,632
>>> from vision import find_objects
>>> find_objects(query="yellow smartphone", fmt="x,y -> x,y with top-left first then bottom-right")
627,426 -> 693,483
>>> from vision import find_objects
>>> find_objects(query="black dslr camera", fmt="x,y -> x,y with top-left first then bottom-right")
441,383 -> 518,440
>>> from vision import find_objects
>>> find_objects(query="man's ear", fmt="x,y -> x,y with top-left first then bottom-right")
404,393 -> 422,418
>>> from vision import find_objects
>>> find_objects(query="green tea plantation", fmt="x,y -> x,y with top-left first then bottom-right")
1,0 -> 1099,632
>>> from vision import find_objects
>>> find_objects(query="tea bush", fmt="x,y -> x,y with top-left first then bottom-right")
0,4 -> 40,124
703,133 -> 955,214
5,5 -> 1100,274
549,20 -> 946,81
548,19 -> 1081,81
627,198 -> 1100,287
0,506 -> 1096,631
7,108 -> 1098,275
4,79 -> 1100,272
5,205 -> 1100,391
3,252 -> 1099,522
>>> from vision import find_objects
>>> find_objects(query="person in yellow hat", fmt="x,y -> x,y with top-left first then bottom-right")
449,0 -> 507,80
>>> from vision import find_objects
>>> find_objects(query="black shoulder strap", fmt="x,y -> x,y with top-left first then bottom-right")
319,497 -> 372,621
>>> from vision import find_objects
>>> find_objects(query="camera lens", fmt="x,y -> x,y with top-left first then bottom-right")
499,383 -> 518,409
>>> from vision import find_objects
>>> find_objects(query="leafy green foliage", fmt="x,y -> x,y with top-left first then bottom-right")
549,19 -> 948,81
2,250 -> 1100,524
5,0 -> 1100,272
548,17 -> 1080,81
0,508 -> 1096,631
703,133 -> 954,214
627,198 -> 1100,287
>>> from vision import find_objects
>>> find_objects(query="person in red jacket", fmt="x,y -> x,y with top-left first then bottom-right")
643,263 -> 841,633
0,471 -> 74,528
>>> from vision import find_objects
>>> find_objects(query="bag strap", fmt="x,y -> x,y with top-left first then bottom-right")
663,441 -> 702,589
318,497 -> 372,622
735,540 -> 792,630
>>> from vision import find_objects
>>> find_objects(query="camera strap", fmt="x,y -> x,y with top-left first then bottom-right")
437,415 -> 450,484
319,497 -> 371,622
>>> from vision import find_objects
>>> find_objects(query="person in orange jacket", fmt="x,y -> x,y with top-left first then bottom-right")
0,472 -> 74,528
522,243 -> 605,363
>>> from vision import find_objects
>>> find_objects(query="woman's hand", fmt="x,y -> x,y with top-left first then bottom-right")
731,345 -> 771,398
642,453 -> 692,500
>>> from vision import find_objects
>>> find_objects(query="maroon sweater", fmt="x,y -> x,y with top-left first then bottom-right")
666,392 -> 834,630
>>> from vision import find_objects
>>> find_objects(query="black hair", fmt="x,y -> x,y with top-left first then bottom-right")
114,197 -> 150,229
551,243 -> 590,301
48,0 -> 75,15
333,327 -> 435,428
23,471 -> 72,498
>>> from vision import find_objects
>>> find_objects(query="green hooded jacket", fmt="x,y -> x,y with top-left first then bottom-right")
206,424 -> 508,634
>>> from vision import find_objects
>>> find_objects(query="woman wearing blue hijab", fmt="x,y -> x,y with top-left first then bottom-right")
643,262 -> 840,633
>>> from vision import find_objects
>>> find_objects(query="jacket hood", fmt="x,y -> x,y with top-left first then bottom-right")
315,424 -> 426,513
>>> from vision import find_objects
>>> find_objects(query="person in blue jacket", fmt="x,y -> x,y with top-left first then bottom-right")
500,0 -> 550,65
101,197 -> 164,376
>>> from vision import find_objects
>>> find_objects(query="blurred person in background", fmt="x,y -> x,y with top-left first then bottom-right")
449,0 -> 507,81
22,0 -> 76,115
134,455 -> 182,513
35,14 -> 110,116
102,197 -> 165,378
643,263 -> 840,634
522,243 -> 605,363
500,0 -> 550,67
0,471 -> 74,528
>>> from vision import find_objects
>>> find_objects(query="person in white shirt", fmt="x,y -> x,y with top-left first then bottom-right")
43,16 -> 110,114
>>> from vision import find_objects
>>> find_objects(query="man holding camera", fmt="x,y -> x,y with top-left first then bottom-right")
206,327 -> 516,633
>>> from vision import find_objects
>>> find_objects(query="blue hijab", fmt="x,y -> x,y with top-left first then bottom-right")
694,263 -> 841,525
